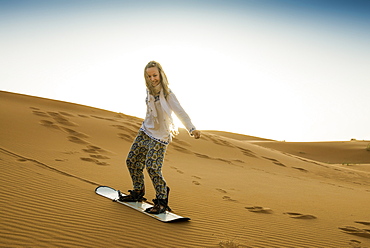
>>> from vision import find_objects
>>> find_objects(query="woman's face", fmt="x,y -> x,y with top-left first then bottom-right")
146,67 -> 161,87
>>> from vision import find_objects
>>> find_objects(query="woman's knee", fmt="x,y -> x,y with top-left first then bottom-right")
146,165 -> 161,177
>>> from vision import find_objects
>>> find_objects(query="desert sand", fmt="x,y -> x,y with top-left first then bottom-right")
1,90 -> 370,248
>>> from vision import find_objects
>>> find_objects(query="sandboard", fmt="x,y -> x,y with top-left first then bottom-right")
95,186 -> 190,223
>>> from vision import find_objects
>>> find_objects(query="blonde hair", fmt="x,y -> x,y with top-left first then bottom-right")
144,61 -> 170,98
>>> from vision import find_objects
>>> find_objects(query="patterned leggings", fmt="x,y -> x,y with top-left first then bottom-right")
126,131 -> 168,199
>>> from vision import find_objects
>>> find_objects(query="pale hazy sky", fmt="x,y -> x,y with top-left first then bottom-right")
1,0 -> 369,141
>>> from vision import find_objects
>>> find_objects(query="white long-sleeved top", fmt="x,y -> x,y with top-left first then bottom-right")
140,89 -> 196,145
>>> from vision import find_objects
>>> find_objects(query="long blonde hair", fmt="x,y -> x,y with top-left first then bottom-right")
144,61 -> 170,98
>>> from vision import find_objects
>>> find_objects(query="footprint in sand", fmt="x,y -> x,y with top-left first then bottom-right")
203,134 -> 234,147
170,166 -> 184,174
262,156 -> 286,167
339,226 -> 370,239
118,133 -> 135,142
68,136 -> 89,145
38,110 -> 82,136
348,239 -> 362,248
82,145 -> 108,154
55,159 -> 67,162
237,147 -> 258,158
233,159 -> 245,164
80,157 -> 109,166
58,111 -> 74,117
80,145 -> 111,165
112,125 -> 137,141
284,212 -> 317,219
112,124 -> 128,131
171,143 -> 192,154
191,176 -> 201,185
17,158 -> 28,162
48,112 -> 77,126
194,153 -> 234,165
90,155 -> 110,160
215,158 -> 233,164
194,153 -> 210,159
91,115 -> 117,122
292,167 -> 308,172
355,221 -> 370,226
62,128 -> 89,138
272,161 -> 286,167
32,110 -> 49,117
216,188 -> 227,194
222,196 -> 237,202
216,188 -> 238,202
245,206 -> 273,213
39,120 -> 61,130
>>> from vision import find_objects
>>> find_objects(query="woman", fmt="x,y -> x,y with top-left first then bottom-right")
119,61 -> 201,214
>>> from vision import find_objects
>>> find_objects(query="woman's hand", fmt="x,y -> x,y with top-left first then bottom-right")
192,130 -> 201,139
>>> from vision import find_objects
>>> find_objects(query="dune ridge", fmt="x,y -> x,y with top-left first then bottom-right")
1,91 -> 370,247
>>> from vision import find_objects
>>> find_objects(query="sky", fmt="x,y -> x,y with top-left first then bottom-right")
1,0 -> 369,142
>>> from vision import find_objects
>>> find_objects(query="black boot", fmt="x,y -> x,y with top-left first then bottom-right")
118,188 -> 146,202
145,187 -> 171,214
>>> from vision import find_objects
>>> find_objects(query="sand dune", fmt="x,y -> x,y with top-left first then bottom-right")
1,90 -> 370,247
252,140 -> 370,165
